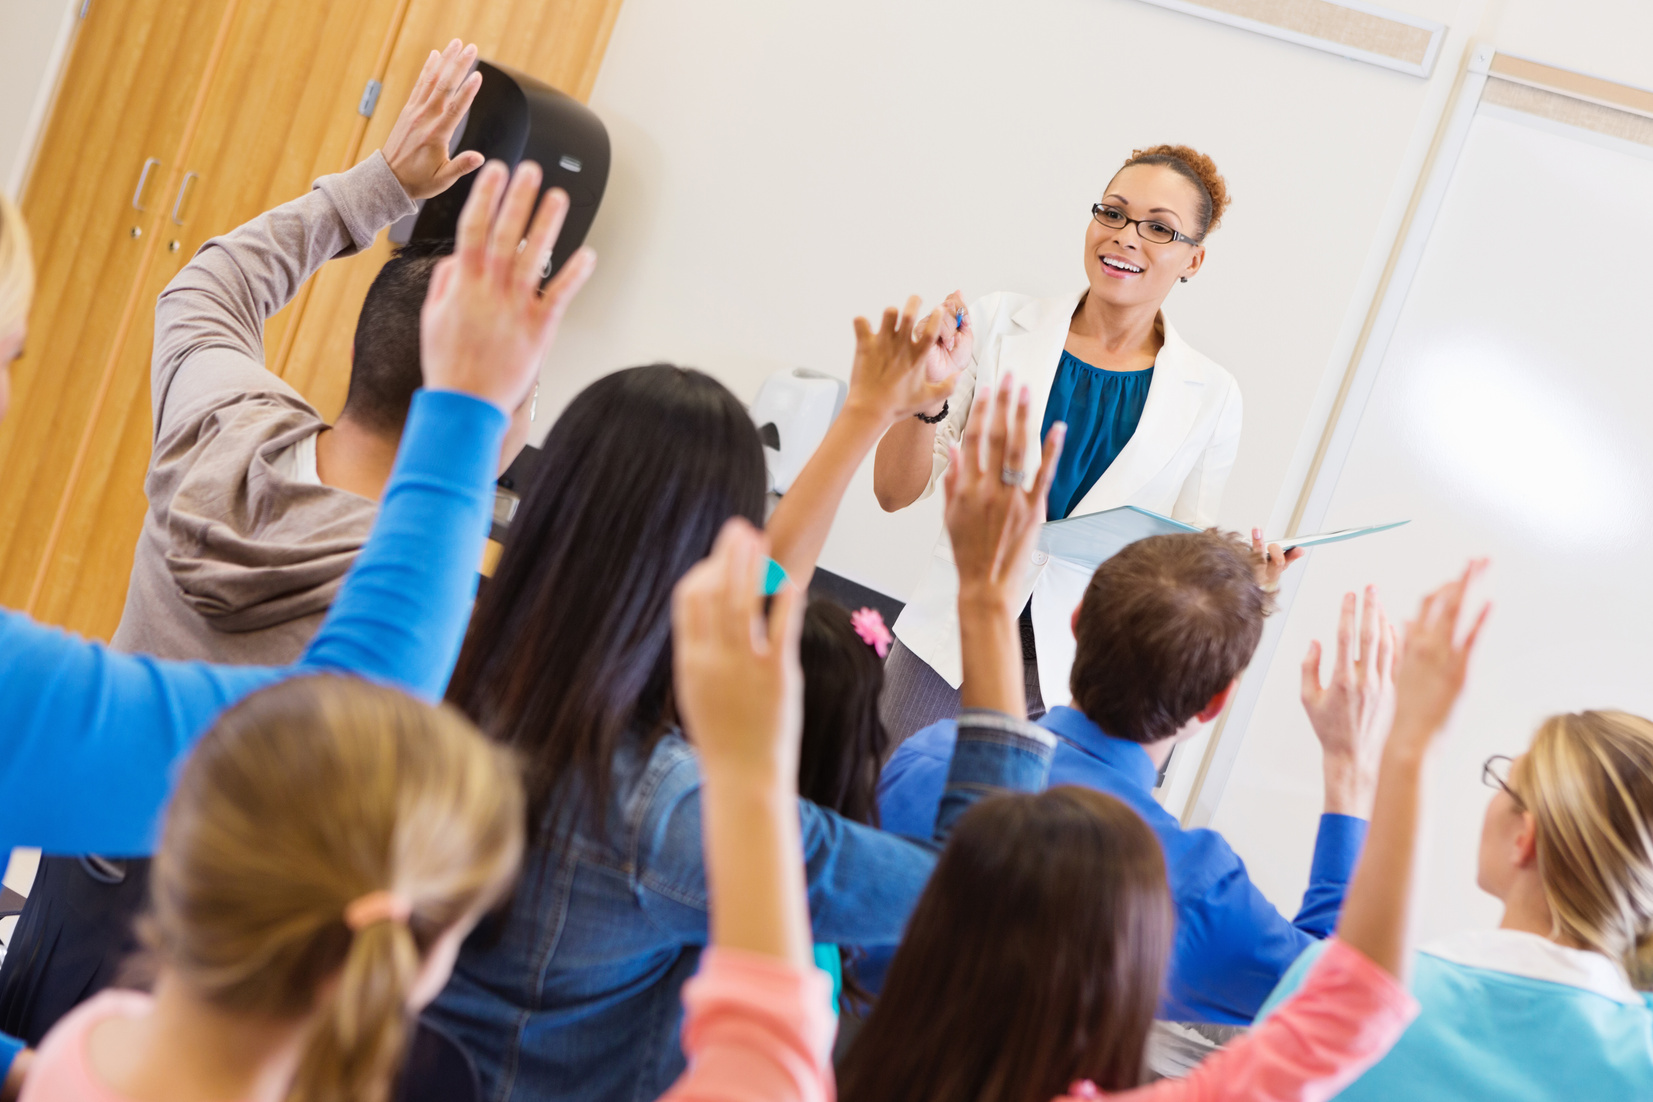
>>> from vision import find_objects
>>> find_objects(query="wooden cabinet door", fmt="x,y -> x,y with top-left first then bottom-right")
29,0 -> 408,636
276,0 -> 625,416
0,0 -> 235,612
7,0 -> 624,639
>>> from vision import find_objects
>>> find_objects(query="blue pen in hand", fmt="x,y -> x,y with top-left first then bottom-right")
954,310 -> 965,331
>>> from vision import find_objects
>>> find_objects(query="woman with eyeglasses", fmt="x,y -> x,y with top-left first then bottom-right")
1258,711 -> 1653,1100
873,144 -> 1291,743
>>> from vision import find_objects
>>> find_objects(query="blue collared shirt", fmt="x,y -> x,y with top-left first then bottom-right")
876,705 -> 1367,1024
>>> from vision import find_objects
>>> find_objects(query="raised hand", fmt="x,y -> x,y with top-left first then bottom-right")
848,295 -> 957,425
420,160 -> 596,413
1390,560 -> 1492,752
672,519 -> 805,783
1302,586 -> 1398,817
944,372 -> 1064,606
1252,529 -> 1305,590
672,519 -> 811,968
382,40 -> 488,200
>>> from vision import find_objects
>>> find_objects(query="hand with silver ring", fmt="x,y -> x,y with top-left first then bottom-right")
1000,465 -> 1024,486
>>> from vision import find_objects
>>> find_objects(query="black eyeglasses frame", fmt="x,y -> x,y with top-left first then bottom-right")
1091,202 -> 1202,247
1481,753 -> 1524,809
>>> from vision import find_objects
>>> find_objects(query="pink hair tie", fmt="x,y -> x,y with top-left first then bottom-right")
344,889 -> 412,931
850,607 -> 892,659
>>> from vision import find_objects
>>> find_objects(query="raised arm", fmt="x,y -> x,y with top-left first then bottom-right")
149,40 -> 483,425
872,290 -> 974,512
766,296 -> 956,586
663,519 -> 833,1102
0,162 -> 594,857
1110,563 -> 1490,1102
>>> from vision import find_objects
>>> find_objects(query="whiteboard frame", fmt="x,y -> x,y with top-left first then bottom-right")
1132,0 -> 1447,78
1180,43 -> 1496,828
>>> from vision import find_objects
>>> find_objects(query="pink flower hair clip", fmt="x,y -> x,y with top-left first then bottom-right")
850,607 -> 892,659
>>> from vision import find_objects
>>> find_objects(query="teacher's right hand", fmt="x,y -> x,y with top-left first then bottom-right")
925,290 -> 974,387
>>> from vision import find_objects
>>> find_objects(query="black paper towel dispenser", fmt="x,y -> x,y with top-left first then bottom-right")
390,59 -> 609,279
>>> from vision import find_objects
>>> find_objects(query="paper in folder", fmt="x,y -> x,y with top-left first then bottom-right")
1037,507 -> 1408,573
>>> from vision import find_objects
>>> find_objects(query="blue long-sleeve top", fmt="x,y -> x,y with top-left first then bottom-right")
876,705 -> 1367,1024
0,388 -> 504,855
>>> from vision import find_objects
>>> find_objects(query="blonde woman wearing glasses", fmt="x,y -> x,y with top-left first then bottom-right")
874,145 -> 1290,743
1260,710 -> 1653,1099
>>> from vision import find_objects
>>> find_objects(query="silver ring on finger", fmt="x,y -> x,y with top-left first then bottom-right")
1000,465 -> 1024,486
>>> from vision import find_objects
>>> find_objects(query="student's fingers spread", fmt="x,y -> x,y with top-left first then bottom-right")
534,246 -> 595,330
454,161 -> 508,273
852,315 -> 873,349
1301,639 -> 1324,701
898,295 -> 921,340
1374,600 -> 1395,682
1004,383 -> 1031,489
1029,421 -> 1063,514
913,307 -> 944,360
515,187 -> 569,294
1358,586 -> 1378,672
879,306 -> 900,341
1461,601 -> 1492,655
983,373 -> 1013,482
444,65 -> 482,121
960,386 -> 988,476
411,50 -> 442,108
1334,592 -> 1355,680
490,162 -> 544,276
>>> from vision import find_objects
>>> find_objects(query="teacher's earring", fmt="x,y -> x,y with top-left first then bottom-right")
1180,276 -> 1189,283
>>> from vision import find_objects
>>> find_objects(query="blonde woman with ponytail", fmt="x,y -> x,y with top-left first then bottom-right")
1261,709 -> 1653,1100
19,676 -> 527,1102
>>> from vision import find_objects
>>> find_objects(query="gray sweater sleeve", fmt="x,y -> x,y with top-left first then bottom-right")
149,151 -> 417,437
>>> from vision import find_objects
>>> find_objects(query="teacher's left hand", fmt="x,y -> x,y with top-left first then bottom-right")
1253,529 -> 1305,590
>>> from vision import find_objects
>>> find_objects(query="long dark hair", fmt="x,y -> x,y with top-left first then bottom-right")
446,364 -> 766,830
839,788 -> 1174,1102
797,600 -> 889,827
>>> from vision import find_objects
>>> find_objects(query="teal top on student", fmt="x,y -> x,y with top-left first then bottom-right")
1260,930 -> 1653,1100
0,385 -> 501,856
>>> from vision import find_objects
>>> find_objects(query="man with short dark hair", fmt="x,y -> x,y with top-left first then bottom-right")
109,43 -> 533,664
0,42 -> 538,1049
877,530 -> 1394,1024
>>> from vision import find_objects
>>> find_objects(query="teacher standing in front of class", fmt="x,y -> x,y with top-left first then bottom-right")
875,144 -> 1257,745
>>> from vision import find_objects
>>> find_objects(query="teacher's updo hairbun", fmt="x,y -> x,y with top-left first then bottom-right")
1120,145 -> 1230,239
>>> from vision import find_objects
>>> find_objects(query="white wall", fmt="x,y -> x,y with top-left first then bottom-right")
550,0 -> 1464,600
0,0 -> 77,198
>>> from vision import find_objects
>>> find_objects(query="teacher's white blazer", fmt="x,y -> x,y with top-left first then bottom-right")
891,290 -> 1243,709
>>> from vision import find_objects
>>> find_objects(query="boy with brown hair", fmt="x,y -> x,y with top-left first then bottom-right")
878,530 -> 1395,1024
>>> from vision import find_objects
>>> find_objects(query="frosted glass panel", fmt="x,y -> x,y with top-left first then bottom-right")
1213,109 -> 1653,944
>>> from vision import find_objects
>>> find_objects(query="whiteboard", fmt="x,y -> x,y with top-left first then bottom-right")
1208,84 -> 1653,943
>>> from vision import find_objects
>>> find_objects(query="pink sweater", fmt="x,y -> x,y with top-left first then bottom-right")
18,950 -> 837,1102
19,941 -> 1404,1102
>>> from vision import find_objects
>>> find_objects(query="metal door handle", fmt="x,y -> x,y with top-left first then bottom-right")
171,171 -> 199,225
131,157 -> 160,210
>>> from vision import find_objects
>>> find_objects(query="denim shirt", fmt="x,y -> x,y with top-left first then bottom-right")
427,709 -> 1055,1102
876,705 -> 1367,1024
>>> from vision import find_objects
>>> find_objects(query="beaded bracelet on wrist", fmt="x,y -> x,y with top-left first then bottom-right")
914,400 -> 949,424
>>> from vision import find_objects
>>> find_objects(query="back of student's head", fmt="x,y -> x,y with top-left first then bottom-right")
341,239 -> 452,436
840,788 -> 1172,1102
147,676 -> 525,1102
447,363 -> 767,830
1070,530 -> 1269,743
0,193 -> 32,338
798,600 -> 890,825
1524,710 -> 1653,988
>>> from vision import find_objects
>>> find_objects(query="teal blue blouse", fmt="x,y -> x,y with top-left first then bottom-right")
1039,350 -> 1153,520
